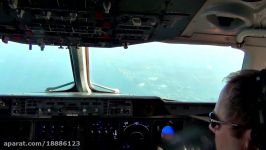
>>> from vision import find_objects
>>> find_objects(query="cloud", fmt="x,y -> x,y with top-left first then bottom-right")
160,84 -> 167,88
207,65 -> 213,70
148,77 -> 158,81
138,83 -> 145,87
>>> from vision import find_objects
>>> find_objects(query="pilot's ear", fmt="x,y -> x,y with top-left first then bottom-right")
242,129 -> 258,150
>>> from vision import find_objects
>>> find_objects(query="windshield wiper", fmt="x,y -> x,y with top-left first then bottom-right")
46,81 -> 75,92
91,82 -> 120,94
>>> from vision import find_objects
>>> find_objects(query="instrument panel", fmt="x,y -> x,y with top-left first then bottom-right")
0,95 -> 176,118
0,94 -> 215,150
10,98 -> 133,117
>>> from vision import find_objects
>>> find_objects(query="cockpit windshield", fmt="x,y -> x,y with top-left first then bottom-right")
0,41 -> 243,102
89,42 -> 244,102
0,42 -> 74,93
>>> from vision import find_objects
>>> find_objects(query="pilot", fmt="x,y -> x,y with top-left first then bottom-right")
209,69 -> 266,150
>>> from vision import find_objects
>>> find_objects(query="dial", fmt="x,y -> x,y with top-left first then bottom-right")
122,122 -> 150,149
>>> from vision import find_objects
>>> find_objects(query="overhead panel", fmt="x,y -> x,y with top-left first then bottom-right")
0,0 -> 206,48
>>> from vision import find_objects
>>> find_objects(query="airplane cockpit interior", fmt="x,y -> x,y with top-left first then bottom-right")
0,0 -> 266,149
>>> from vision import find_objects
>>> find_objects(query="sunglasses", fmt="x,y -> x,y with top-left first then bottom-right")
209,112 -> 240,129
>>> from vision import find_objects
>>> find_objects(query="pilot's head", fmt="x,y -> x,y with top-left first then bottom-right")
209,69 -> 266,150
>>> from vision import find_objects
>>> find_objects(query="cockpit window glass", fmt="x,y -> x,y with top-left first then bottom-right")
89,42 -> 244,102
0,41 -> 74,93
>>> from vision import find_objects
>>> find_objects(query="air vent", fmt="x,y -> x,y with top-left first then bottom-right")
206,15 -> 247,29
203,3 -> 252,30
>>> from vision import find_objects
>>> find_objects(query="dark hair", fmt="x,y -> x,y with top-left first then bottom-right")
225,69 -> 265,149
225,69 -> 266,150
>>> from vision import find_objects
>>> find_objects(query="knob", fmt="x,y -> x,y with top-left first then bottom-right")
123,123 -> 150,149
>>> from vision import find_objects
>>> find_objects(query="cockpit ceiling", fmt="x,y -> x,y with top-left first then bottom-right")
0,0 -> 205,48
174,0 -> 266,47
